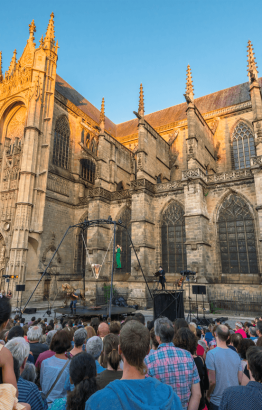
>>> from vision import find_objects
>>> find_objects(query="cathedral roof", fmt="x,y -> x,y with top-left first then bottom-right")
55,74 -> 262,140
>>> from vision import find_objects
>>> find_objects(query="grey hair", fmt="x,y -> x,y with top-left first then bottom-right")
27,325 -> 42,342
54,323 -> 62,331
86,336 -> 103,359
154,317 -> 174,343
249,326 -> 257,336
5,337 -> 30,368
46,330 -> 57,348
74,328 -> 87,347
21,363 -> 36,383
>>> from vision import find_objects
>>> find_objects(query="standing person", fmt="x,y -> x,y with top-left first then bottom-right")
49,352 -> 97,410
219,346 -> 262,410
115,245 -> 122,269
158,266 -> 166,290
206,325 -> 242,410
86,320 -> 183,410
68,292 -> 78,315
145,317 -> 201,410
96,334 -> 123,389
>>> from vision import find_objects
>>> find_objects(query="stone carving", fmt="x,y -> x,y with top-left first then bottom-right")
155,181 -> 182,192
47,173 -> 69,196
0,66 -> 31,101
207,169 -> 252,183
42,233 -> 61,263
251,155 -> 262,167
182,169 -> 207,181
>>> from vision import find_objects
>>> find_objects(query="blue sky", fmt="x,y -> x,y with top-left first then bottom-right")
1,0 -> 261,124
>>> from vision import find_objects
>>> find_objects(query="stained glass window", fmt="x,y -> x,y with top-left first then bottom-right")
232,123 -> 256,169
161,202 -> 187,273
115,208 -> 131,273
53,117 -> 70,169
80,159 -> 96,184
218,194 -> 258,274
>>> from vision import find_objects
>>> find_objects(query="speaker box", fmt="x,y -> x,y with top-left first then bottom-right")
153,291 -> 184,321
16,285 -> 25,292
192,285 -> 206,295
24,308 -> 37,314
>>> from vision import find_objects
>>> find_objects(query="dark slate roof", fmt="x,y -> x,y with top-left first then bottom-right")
55,75 -> 117,136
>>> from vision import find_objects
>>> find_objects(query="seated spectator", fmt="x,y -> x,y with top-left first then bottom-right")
234,322 -> 247,339
249,326 -> 258,342
40,330 -> 71,406
5,337 -> 47,410
35,330 -> 56,372
145,317 -> 201,410
206,325 -> 242,410
173,318 -> 188,335
219,346 -> 262,410
50,352 -> 97,410
7,326 -> 24,341
84,326 -> 96,340
149,327 -> 159,352
96,334 -> 123,389
86,320 -> 183,410
54,323 -> 63,331
67,328 -> 87,358
109,321 -> 121,335
27,326 -> 48,362
97,323 -> 109,340
21,363 -> 36,383
189,322 -> 197,336
85,336 -> 104,374
133,312 -> 145,325
0,296 -> 17,389
237,338 -> 255,371
28,317 -> 36,326
174,327 -> 209,410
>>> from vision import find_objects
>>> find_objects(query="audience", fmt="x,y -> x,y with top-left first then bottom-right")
96,333 -> 123,389
206,325 -> 242,410
109,321 -> 121,335
67,328 -> 87,358
35,330 -> 56,372
85,336 -> 104,374
84,326 -> 96,340
145,317 -> 201,410
27,326 -> 48,362
21,363 -> 36,383
234,322 -> 247,339
86,320 -> 183,410
237,338 -> 255,371
97,323 -> 110,339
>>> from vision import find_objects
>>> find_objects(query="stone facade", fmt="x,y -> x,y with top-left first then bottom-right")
0,17 -> 262,308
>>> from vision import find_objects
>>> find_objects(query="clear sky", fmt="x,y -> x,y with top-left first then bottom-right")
1,0 -> 262,124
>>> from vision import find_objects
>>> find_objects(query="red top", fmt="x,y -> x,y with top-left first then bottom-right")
35,350 -> 55,371
235,329 -> 247,338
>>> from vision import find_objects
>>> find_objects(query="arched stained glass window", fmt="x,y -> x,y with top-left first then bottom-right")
232,123 -> 256,169
161,202 -> 187,273
53,117 -> 70,169
115,208 -> 131,273
80,158 -> 96,184
218,194 -> 258,274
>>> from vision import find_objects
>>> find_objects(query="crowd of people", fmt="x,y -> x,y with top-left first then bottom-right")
0,296 -> 262,410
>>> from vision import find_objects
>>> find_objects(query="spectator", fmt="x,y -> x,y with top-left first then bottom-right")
7,325 -> 24,341
21,363 -> 37,383
35,330 -> 56,372
237,338 -> 255,371
249,326 -> 258,342
54,323 -> 63,331
145,317 -> 201,410
84,326 -> 96,340
23,325 -> 29,342
174,327 -> 209,410
173,318 -> 188,335
97,322 -> 110,339
228,333 -> 243,352
90,318 -> 99,334
27,326 -> 49,362
40,330 -> 71,405
149,327 -> 159,353
0,295 -> 17,389
206,325 -> 242,410
86,320 -> 182,410
205,324 -> 214,345
85,336 -> 104,374
133,312 -> 145,325
96,333 -> 123,389
234,322 -> 247,339
67,328 -> 87,358
28,317 -> 36,326
109,321 -> 121,335
5,337 -> 46,410
256,321 -> 262,339
219,346 -> 262,410
189,323 -> 197,336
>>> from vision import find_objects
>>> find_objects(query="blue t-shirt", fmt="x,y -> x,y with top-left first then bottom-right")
206,347 -> 242,406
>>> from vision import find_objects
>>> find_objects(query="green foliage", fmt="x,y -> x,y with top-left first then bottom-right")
103,283 -> 116,303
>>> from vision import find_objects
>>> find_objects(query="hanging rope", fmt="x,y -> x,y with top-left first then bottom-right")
81,227 -> 115,279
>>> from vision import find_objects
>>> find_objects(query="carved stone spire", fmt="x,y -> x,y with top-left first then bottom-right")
185,65 -> 194,103
138,83 -> 145,117
29,19 -> 36,42
7,49 -> 17,77
0,52 -> 3,82
39,35 -> 44,48
247,40 -> 258,83
100,97 -> 105,133
44,12 -> 55,50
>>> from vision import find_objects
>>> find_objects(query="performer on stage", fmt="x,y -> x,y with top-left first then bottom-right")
67,291 -> 79,314
116,244 -> 122,269
158,266 -> 166,290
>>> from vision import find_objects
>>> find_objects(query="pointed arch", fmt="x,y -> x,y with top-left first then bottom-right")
74,210 -> 88,275
231,120 -> 255,169
160,200 -> 187,273
218,193 -> 259,274
115,206 -> 131,273
53,115 -> 70,169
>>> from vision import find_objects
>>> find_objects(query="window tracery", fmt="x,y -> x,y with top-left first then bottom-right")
218,194 -> 258,274
115,207 -> 131,273
232,123 -> 255,169
80,158 -> 96,184
53,116 -> 70,169
161,202 -> 187,273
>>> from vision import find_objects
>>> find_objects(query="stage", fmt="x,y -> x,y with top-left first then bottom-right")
54,305 -> 137,318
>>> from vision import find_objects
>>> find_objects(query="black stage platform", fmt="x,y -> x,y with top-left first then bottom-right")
54,305 -> 137,318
